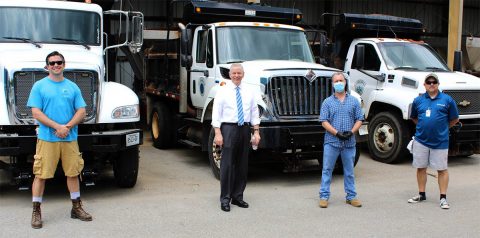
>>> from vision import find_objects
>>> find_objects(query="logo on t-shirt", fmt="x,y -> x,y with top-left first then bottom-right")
61,88 -> 70,97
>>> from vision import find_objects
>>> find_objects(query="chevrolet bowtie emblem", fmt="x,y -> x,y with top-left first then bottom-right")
305,69 -> 317,83
458,100 -> 471,107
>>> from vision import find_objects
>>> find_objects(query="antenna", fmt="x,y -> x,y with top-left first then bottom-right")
388,26 -> 397,38
291,2 -> 296,26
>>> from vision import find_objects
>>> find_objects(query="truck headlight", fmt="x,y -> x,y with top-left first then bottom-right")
111,105 -> 139,119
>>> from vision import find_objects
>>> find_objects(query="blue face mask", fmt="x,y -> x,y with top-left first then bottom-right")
333,82 -> 345,93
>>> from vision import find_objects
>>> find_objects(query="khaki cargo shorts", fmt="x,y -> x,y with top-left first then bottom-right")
32,140 -> 84,179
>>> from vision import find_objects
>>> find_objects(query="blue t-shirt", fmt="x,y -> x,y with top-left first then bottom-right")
27,77 -> 86,142
410,92 -> 459,149
319,93 -> 364,148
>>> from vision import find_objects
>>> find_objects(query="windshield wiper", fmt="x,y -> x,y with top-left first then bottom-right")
394,66 -> 419,70
3,37 -> 41,48
52,37 -> 90,50
226,60 -> 244,64
425,67 -> 448,72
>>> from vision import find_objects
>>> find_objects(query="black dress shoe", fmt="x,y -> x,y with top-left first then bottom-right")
221,203 -> 230,212
231,200 -> 249,208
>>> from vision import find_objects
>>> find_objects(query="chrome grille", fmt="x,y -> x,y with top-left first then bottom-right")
268,76 -> 332,118
13,70 -> 97,120
443,90 -> 480,115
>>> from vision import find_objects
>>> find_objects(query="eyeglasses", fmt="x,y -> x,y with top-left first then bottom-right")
48,61 -> 64,66
425,81 -> 438,85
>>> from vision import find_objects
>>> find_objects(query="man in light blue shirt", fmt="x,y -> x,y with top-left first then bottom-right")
27,51 -> 91,228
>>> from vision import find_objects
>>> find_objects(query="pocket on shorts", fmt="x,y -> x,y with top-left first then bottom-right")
33,155 -> 42,175
77,153 -> 85,174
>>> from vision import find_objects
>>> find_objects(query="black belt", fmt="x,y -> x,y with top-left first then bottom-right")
222,122 -> 251,126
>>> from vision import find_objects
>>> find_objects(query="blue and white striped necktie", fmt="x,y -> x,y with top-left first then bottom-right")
236,86 -> 244,126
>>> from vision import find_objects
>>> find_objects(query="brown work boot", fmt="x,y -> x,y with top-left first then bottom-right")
71,198 -> 93,221
319,199 -> 328,208
346,198 -> 362,207
31,202 -> 42,229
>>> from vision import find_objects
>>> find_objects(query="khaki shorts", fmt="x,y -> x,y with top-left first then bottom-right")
33,140 -> 84,179
412,140 -> 448,170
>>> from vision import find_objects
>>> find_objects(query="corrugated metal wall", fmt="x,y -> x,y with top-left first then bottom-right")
113,0 -> 478,36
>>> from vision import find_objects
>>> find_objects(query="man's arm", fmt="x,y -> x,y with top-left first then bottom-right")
411,118 -> 418,125
449,118 -> 459,128
31,107 -> 86,138
321,121 -> 338,136
67,107 -> 86,128
351,120 -> 363,133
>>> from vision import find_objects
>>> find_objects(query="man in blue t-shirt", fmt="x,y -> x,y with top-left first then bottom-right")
408,73 -> 459,209
27,51 -> 91,229
318,72 -> 364,208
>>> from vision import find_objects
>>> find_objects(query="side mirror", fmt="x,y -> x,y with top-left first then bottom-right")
453,50 -> 462,71
128,12 -> 144,53
355,44 -> 365,70
179,23 -> 192,68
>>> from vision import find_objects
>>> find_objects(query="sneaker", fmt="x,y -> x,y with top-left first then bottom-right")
408,195 -> 425,203
346,198 -> 362,207
319,199 -> 328,208
440,198 -> 450,209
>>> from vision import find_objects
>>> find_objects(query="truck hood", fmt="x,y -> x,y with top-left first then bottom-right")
224,60 -> 339,85
0,45 -> 102,71
400,71 -> 480,91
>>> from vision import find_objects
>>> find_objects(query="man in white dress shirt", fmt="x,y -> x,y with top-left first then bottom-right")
211,63 -> 261,212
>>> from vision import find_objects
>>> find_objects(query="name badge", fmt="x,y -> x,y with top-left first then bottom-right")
426,109 -> 431,117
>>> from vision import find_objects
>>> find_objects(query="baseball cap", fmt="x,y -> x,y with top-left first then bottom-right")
424,73 -> 439,83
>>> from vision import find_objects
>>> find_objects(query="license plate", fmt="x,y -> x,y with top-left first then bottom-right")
359,125 -> 368,136
126,132 -> 140,147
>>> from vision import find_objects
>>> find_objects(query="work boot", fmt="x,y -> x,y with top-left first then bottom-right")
71,198 -> 93,221
31,202 -> 42,229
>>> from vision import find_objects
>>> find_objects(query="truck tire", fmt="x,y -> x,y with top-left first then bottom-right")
113,146 -> 139,188
368,112 -> 411,163
150,103 -> 173,149
207,127 -> 221,180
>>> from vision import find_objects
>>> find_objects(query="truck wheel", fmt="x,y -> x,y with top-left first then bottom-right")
332,144 -> 361,174
113,146 -> 139,188
368,112 -> 411,163
207,127 -> 221,180
150,103 -> 173,149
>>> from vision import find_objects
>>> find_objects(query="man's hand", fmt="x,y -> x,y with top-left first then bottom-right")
214,134 -> 223,147
335,132 -> 348,140
252,131 -> 261,146
336,131 -> 353,140
342,131 -> 353,139
54,125 -> 70,139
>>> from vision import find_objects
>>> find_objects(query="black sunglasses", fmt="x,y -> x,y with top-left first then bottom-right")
48,61 -> 64,66
425,80 -> 438,85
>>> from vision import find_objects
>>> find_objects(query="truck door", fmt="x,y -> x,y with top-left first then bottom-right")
190,28 -> 215,109
348,43 -> 383,101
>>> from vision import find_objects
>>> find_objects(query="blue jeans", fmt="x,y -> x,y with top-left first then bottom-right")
319,143 -> 357,201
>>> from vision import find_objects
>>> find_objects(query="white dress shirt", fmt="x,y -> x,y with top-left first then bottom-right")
211,81 -> 260,128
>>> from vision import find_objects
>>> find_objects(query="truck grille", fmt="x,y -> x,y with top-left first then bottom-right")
267,76 -> 332,118
13,70 -> 97,121
443,90 -> 480,115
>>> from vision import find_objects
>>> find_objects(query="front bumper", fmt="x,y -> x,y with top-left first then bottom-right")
0,128 -> 143,156
449,119 -> 480,156
258,122 -> 325,152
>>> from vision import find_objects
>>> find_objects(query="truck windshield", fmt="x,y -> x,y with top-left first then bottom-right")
217,26 -> 314,64
378,42 -> 449,71
0,7 -> 100,45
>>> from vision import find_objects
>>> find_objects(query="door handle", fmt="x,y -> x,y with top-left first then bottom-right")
190,69 -> 209,77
